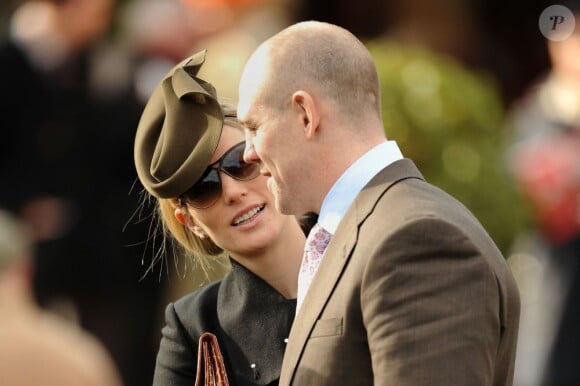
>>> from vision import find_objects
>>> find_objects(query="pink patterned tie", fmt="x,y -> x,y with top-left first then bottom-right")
297,223 -> 332,311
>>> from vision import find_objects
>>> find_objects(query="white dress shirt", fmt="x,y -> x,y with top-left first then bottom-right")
318,140 -> 403,234
296,140 -> 403,311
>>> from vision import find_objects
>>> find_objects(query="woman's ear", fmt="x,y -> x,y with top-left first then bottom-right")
174,208 -> 207,239
174,207 -> 188,226
292,90 -> 320,139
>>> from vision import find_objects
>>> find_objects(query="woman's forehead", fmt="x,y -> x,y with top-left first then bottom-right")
210,125 -> 244,163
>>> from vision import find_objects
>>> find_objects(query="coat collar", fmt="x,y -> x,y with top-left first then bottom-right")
280,159 -> 424,384
218,259 -> 296,385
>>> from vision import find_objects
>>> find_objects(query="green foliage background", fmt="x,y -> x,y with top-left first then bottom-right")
367,40 -> 529,253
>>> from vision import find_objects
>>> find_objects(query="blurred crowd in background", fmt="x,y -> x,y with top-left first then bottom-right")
0,0 -> 578,385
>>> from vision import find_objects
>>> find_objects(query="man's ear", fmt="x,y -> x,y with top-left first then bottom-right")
292,91 -> 320,139
174,208 -> 208,239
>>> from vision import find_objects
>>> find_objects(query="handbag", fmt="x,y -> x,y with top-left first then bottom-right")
195,332 -> 230,386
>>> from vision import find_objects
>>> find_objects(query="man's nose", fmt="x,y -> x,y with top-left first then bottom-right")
243,134 -> 260,164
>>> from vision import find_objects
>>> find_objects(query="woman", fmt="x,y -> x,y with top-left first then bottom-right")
134,50 -> 307,386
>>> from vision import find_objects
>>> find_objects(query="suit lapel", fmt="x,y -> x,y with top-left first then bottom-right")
281,159 -> 424,384
280,205 -> 358,385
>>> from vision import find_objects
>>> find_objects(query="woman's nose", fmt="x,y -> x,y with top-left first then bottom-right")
219,172 -> 247,204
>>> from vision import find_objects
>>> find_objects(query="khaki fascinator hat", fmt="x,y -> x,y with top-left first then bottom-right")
134,50 -> 223,198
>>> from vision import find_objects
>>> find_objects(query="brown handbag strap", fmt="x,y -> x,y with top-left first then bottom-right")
195,332 -> 230,386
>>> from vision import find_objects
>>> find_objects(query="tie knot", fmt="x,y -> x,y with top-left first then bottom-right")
305,223 -> 332,257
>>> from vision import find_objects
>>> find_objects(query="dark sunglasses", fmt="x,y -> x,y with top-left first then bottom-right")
179,141 -> 260,208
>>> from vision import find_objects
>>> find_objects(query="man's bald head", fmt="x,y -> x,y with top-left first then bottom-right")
239,21 -> 381,121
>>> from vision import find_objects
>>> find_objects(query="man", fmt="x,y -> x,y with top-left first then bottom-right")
238,21 -> 520,385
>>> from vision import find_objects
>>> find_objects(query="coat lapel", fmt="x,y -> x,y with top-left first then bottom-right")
280,159 -> 424,385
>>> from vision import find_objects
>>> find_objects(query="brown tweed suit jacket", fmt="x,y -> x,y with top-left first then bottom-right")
280,159 -> 520,386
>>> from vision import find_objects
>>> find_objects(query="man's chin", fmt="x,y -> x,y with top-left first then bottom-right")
268,179 -> 299,215
275,202 -> 294,216
273,194 -> 298,216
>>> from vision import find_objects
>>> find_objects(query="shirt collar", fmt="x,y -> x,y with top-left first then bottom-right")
318,141 -> 403,234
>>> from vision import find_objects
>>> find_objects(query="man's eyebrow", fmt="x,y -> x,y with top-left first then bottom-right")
238,117 -> 256,127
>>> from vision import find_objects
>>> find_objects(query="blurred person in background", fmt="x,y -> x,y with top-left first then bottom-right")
120,0 -> 204,105
0,208 -> 123,386
0,1 -> 165,385
185,0 -> 295,101
122,0 -> 294,104
506,4 -> 580,385
134,50 -> 308,385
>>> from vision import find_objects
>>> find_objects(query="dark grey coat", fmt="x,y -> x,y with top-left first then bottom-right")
153,259 -> 296,386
